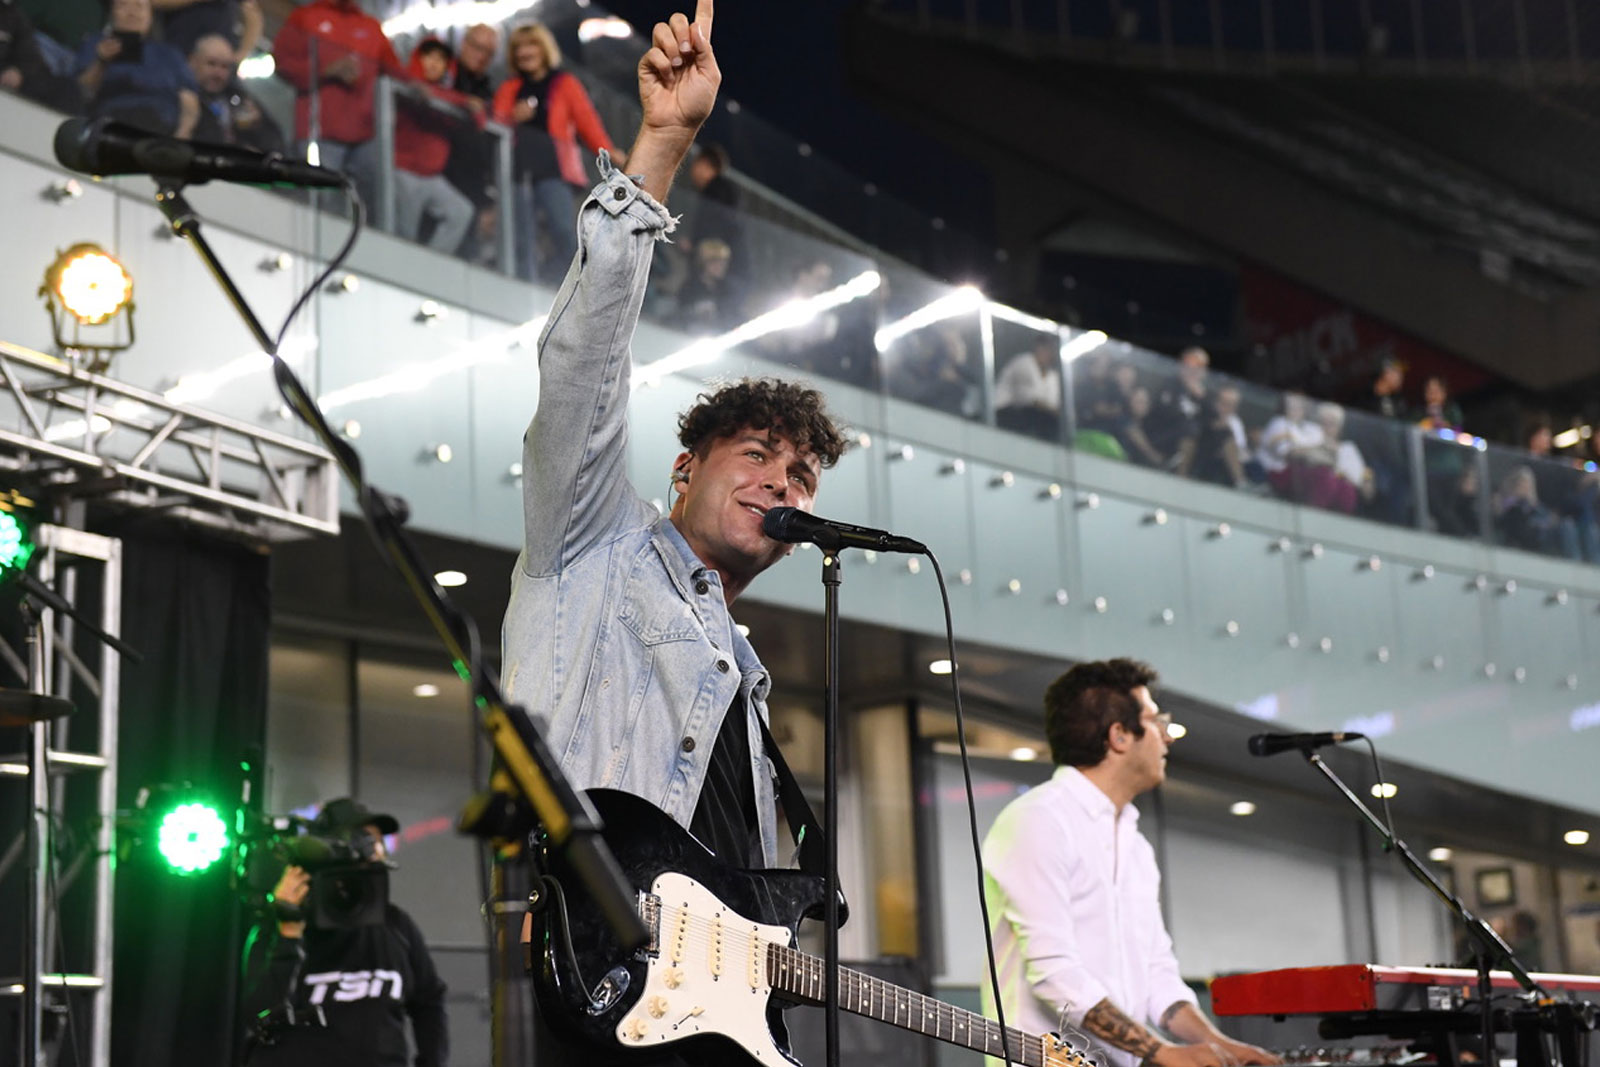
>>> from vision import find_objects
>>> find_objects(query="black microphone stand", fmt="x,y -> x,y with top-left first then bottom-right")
819,545 -> 843,1067
1295,749 -> 1589,1067
150,180 -> 645,952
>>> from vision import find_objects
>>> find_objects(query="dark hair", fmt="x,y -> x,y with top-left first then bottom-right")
696,143 -> 730,174
1044,658 -> 1159,768
417,38 -> 453,61
676,378 -> 849,468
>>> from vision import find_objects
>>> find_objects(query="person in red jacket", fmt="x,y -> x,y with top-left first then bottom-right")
394,38 -> 478,253
272,0 -> 406,212
491,21 -> 621,283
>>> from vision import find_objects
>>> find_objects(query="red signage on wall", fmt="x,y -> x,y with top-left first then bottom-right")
1240,266 -> 1495,399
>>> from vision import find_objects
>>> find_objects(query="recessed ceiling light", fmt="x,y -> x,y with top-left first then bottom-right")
434,570 -> 467,588
928,659 -> 954,675
1428,847 -> 1453,862
1230,801 -> 1257,817
1565,829 -> 1591,846
1009,746 -> 1038,761
1370,782 -> 1398,799
1165,722 -> 1187,740
413,684 -> 439,698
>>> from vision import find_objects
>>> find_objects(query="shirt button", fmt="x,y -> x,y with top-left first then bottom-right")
716,660 -> 730,673
613,187 -> 628,201
694,579 -> 710,595
681,736 -> 696,752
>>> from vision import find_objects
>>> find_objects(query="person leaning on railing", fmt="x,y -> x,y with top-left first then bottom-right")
492,21 -> 624,284
272,0 -> 408,211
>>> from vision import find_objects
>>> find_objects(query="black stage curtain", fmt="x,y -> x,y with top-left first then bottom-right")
107,524 -> 270,1067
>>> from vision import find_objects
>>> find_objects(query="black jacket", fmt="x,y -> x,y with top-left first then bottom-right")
241,903 -> 448,1067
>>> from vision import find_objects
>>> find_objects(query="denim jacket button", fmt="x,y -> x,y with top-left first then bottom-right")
681,736 -> 696,752
716,659 -> 730,673
694,579 -> 710,595
613,187 -> 628,201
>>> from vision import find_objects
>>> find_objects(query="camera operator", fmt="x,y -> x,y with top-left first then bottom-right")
240,797 -> 448,1067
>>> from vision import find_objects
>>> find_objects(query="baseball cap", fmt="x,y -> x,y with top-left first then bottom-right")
312,797 -> 399,837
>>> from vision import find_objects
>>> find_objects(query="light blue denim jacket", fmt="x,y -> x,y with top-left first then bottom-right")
503,156 -> 780,868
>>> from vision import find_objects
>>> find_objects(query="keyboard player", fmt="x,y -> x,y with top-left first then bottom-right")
982,659 -> 1281,1067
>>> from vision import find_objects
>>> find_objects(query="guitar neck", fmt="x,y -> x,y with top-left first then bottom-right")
766,942 -> 1065,1067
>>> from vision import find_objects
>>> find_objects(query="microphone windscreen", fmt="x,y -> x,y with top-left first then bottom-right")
53,117 -> 95,173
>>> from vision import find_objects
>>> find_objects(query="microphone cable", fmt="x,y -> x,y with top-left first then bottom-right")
923,548 -> 1016,1067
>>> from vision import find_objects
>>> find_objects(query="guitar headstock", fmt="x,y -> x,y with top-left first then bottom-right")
1045,1032 -> 1098,1067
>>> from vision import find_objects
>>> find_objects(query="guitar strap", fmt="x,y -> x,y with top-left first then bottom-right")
756,715 -> 828,878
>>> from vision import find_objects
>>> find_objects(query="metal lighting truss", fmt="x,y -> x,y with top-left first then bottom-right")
0,341 -> 338,541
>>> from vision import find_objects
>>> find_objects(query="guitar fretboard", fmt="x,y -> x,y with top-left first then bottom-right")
766,942 -> 1080,1067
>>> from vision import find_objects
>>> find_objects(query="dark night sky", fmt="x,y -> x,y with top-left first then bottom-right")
597,0 -> 996,241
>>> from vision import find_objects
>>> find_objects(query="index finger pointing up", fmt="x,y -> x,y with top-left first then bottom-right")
696,0 -> 713,42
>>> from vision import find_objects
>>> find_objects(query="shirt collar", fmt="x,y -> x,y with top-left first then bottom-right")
655,518 -> 769,693
1053,764 -> 1140,826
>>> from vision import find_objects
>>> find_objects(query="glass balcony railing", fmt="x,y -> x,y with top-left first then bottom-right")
13,3 -> 1600,572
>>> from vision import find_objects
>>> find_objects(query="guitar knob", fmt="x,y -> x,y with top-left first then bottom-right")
648,996 -> 668,1018
626,1019 -> 650,1040
663,968 -> 683,989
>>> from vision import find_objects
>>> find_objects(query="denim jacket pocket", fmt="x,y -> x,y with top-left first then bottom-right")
618,547 -> 701,645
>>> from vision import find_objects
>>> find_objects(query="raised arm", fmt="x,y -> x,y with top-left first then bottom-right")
521,1 -> 719,576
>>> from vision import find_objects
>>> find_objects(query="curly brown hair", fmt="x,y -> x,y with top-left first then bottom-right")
1043,658 -> 1159,768
676,378 -> 849,468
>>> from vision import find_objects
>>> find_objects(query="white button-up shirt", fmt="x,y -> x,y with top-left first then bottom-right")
981,766 -> 1196,1066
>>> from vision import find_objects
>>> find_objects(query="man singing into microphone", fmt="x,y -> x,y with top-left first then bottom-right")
503,5 -> 844,1055
982,659 -> 1279,1067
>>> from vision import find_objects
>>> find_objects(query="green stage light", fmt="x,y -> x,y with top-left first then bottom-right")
0,510 -> 33,574
157,801 -> 229,875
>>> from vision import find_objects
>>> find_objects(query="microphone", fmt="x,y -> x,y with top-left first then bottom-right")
54,117 -> 345,188
1247,731 -> 1365,757
762,506 -> 926,554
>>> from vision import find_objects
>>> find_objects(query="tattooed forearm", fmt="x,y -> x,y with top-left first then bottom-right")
1082,998 -> 1164,1059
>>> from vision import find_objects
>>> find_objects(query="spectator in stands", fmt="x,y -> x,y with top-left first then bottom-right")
682,141 -> 741,253
450,22 -> 496,99
1190,384 -> 1249,489
1523,416 -> 1599,562
1149,346 -> 1211,474
1114,386 -> 1166,468
758,258 -> 843,373
889,323 -> 981,419
1416,375 -> 1464,433
1313,402 -> 1374,514
1495,466 -> 1568,556
444,22 -> 499,263
273,0 -> 407,212
493,21 -> 620,283
188,32 -> 284,153
0,1 -> 78,111
75,0 -> 199,137
1350,357 -> 1411,524
1416,375 -> 1471,536
1360,357 -> 1409,421
16,0 -> 101,69
673,238 -> 746,335
392,38 -> 479,254
1072,352 -> 1122,434
995,336 -> 1062,439
157,0 -> 261,64
1258,393 -> 1322,499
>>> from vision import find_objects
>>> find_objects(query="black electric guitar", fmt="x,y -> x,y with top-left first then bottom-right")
530,788 -> 1090,1066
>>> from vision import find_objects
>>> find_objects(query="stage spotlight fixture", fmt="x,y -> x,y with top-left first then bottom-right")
40,242 -> 135,362
0,506 -> 36,576
156,800 -> 229,874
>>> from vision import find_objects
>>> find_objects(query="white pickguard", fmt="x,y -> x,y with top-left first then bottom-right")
614,871 -> 794,1061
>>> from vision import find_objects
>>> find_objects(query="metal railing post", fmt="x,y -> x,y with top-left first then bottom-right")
374,75 -> 397,234
490,121 -> 516,276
